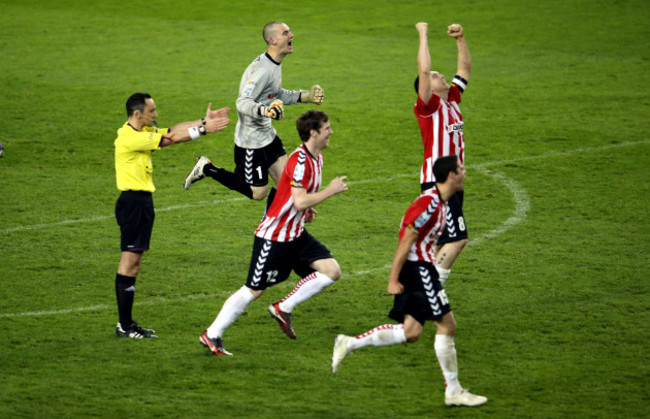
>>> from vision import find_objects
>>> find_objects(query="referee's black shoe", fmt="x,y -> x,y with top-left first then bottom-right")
116,321 -> 158,339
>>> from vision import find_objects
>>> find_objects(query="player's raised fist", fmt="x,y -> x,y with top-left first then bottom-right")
447,24 -> 464,38
301,85 -> 325,105
415,22 -> 428,33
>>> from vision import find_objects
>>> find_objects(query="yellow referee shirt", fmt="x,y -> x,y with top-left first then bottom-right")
114,122 -> 169,192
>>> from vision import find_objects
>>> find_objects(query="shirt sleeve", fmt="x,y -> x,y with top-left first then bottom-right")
236,65 -> 270,118
126,128 -> 164,152
448,85 -> 462,104
276,87 -> 301,105
451,75 -> 468,94
415,95 -> 442,116
289,153 -> 310,189
403,195 -> 436,233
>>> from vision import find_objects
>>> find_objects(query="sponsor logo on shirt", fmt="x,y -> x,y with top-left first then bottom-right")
446,122 -> 464,134
244,81 -> 255,98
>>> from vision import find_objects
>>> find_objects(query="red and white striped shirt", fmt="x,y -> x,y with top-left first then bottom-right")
255,144 -> 323,242
414,76 -> 466,185
399,187 -> 448,263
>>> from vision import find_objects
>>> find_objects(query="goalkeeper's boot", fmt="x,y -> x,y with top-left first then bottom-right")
116,321 -> 157,339
268,302 -> 296,339
184,156 -> 211,190
199,330 -> 233,356
331,334 -> 352,373
445,389 -> 488,407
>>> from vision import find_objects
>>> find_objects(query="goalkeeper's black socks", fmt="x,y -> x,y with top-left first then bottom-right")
115,273 -> 136,327
203,165 -> 254,199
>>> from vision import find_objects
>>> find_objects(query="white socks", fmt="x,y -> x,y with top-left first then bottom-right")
278,272 -> 335,313
206,272 -> 335,338
349,324 -> 407,351
206,286 -> 255,338
435,265 -> 451,285
434,334 -> 462,395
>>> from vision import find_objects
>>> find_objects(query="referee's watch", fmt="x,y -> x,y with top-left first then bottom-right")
199,125 -> 207,136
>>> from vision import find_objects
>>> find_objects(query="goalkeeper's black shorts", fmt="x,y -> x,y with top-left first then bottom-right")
234,136 -> 287,187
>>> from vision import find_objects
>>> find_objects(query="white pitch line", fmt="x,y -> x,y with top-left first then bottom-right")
470,167 -> 530,246
0,294 -> 233,318
1,264 -> 400,318
1,196 -> 250,233
1,273 -> 380,318
472,139 -> 650,170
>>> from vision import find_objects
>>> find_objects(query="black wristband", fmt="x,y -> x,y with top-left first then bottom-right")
199,126 -> 206,136
201,118 -> 206,126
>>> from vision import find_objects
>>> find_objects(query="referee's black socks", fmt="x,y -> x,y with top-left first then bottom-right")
115,273 -> 136,327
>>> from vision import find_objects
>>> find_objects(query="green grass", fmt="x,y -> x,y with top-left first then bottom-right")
1,0 -> 649,417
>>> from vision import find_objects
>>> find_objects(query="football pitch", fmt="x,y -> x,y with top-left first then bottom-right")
1,0 -> 648,417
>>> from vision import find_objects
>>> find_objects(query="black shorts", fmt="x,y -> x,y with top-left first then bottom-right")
115,191 -> 154,252
234,136 -> 287,187
420,184 -> 468,245
388,261 -> 451,325
245,231 -> 334,290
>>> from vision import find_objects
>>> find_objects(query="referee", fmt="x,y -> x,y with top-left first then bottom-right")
114,92 -> 229,338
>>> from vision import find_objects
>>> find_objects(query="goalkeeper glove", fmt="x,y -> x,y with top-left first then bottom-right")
301,84 -> 324,104
259,99 -> 284,120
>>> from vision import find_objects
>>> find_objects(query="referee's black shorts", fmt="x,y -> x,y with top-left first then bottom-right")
115,191 -> 154,252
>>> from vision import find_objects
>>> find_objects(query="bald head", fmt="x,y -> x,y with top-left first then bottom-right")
263,21 -> 284,45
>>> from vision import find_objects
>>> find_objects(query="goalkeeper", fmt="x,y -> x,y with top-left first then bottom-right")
184,21 -> 325,203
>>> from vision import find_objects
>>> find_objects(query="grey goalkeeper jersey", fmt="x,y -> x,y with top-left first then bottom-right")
235,52 -> 301,149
